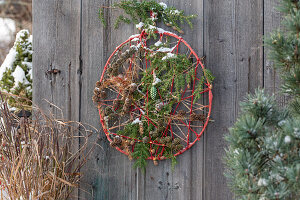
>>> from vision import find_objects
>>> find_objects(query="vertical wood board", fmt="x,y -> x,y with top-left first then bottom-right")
32,0 -> 283,199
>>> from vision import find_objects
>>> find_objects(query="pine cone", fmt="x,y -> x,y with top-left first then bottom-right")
99,90 -> 107,99
95,81 -> 102,88
108,113 -> 118,123
149,131 -> 155,136
175,144 -> 184,151
164,136 -> 172,143
114,137 -> 122,145
166,142 -> 172,148
177,110 -> 186,117
173,138 -> 181,145
160,137 -> 167,144
110,141 -> 118,147
129,83 -> 137,94
157,121 -> 165,132
123,88 -> 130,96
152,132 -> 159,138
108,64 -> 119,76
92,95 -> 101,103
190,113 -> 206,121
113,99 -> 121,109
139,122 -> 144,135
105,107 -> 113,116
160,156 -> 166,160
150,86 -> 157,100
123,98 -> 132,113
150,149 -> 156,154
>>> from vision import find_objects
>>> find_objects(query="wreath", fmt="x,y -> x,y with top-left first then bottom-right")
93,1 -> 213,170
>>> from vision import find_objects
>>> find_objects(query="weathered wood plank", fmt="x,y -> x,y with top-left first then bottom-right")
80,0 -> 206,199
32,0 -> 81,198
79,0 -> 138,199
264,0 -> 287,106
141,1 -> 205,200
33,0 -> 81,116
203,0 -> 263,199
78,0 -> 107,198
33,0 -> 284,199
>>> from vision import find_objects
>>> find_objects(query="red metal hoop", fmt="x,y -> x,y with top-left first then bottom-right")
98,30 -> 213,160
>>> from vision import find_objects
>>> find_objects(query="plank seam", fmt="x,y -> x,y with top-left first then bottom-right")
78,0 -> 83,199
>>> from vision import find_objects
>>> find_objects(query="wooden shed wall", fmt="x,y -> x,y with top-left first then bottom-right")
33,0 -> 282,199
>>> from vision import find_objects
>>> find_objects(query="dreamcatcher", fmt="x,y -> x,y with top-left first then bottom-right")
93,26 -> 213,167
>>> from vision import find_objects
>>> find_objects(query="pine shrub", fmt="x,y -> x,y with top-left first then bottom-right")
224,1 -> 300,199
0,29 -> 32,109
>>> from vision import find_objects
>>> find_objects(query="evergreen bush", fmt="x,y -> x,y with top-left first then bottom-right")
224,1 -> 300,199
0,29 -> 32,109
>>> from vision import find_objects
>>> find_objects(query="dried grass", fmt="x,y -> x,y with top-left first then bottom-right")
0,92 -> 96,200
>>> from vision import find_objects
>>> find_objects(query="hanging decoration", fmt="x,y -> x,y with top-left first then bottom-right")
94,1 -> 214,170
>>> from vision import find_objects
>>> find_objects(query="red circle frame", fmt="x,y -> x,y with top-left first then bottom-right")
98,31 -> 213,160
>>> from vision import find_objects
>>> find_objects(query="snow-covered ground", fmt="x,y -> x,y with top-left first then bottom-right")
0,18 -> 16,45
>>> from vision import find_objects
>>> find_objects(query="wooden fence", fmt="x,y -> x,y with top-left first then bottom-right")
33,0 -> 282,199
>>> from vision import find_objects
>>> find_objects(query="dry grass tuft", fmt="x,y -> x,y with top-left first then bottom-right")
0,92 -> 96,200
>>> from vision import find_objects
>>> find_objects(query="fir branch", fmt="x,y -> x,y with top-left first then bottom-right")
99,0 -> 196,34
132,143 -> 150,173
99,7 -> 107,28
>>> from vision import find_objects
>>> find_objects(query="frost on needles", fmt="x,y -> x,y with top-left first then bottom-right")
224,0 -> 300,199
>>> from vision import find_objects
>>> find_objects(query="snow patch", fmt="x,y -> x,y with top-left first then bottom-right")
0,47 -> 17,80
294,128 -> 300,138
140,109 -> 145,115
156,27 -> 177,35
132,118 -> 141,125
152,78 -> 161,85
159,2 -> 167,9
131,37 -> 140,42
157,45 -> 177,53
170,10 -> 180,15
12,66 -> 28,88
154,40 -> 163,47
257,178 -> 268,187
284,135 -> 292,144
162,53 -> 177,60
146,25 -> 177,36
136,22 -> 144,29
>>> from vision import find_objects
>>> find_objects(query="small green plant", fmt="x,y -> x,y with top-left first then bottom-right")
132,143 -> 150,172
0,29 -> 32,110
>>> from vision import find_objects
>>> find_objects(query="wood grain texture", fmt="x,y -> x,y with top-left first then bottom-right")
264,0 -> 288,106
80,0 -> 139,199
203,0 -> 263,199
32,0 -> 282,199
32,0 -> 81,198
